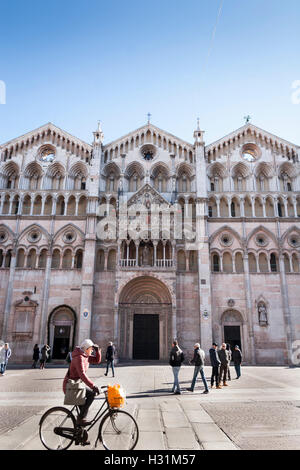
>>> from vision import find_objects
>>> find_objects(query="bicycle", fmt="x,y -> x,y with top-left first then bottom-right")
39,386 -> 139,450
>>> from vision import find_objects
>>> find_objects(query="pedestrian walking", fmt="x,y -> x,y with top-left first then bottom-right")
32,344 -> 40,369
104,341 -> 115,377
209,342 -> 222,389
232,345 -> 243,379
218,343 -> 230,386
187,343 -> 209,394
40,344 -> 51,370
0,343 -> 12,376
65,349 -> 72,364
169,340 -> 185,395
226,343 -> 232,381
63,339 -> 101,428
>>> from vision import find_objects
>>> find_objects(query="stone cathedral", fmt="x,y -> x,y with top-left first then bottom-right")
0,120 -> 299,365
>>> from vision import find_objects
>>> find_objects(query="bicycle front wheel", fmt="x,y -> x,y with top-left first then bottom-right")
99,409 -> 139,450
39,406 -> 76,450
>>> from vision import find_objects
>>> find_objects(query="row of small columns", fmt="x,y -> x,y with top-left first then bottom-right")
118,240 -> 176,267
210,196 -> 299,218
0,194 -> 87,216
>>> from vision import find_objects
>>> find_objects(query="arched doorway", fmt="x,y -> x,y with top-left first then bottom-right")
118,276 -> 172,360
48,306 -> 77,359
221,309 -> 244,355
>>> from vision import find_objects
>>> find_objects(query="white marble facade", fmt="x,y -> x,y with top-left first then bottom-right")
0,121 -> 299,365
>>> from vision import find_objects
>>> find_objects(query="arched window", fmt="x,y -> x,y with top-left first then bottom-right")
212,254 -> 220,272
270,253 -> 278,272
74,250 -> 83,269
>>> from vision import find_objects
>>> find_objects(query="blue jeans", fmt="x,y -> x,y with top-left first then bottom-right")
0,363 -> 7,374
191,366 -> 209,392
106,359 -> 115,376
234,364 -> 241,378
172,366 -> 181,392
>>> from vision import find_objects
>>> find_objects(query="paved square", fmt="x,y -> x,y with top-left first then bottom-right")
0,363 -> 299,450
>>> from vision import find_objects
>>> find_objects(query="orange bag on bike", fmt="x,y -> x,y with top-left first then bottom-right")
107,384 -> 126,408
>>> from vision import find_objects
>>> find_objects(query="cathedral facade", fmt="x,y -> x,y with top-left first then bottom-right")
0,120 -> 299,365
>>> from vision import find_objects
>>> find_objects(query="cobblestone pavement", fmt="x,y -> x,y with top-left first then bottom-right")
0,363 -> 299,450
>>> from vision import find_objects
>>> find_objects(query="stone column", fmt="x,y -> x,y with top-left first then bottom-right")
2,248 -> 17,338
78,237 -> 96,345
278,254 -> 294,365
243,253 -> 256,364
39,251 -> 52,344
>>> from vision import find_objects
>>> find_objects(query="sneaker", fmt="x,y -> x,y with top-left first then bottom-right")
203,390 -> 209,394
175,391 -> 182,395
187,387 -> 194,392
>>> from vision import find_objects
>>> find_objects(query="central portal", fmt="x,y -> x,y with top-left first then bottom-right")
133,314 -> 159,359
118,276 -> 173,361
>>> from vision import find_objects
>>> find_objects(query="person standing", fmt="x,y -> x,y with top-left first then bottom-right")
209,342 -> 221,389
0,343 -> 12,376
104,341 -> 115,377
187,343 -> 209,394
218,343 -> 230,386
63,339 -> 101,426
169,340 -> 185,395
32,344 -> 40,369
40,344 -> 50,370
232,345 -> 243,379
226,343 -> 232,381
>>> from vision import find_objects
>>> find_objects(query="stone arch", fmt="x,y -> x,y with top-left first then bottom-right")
117,275 -> 174,360
47,305 -> 77,359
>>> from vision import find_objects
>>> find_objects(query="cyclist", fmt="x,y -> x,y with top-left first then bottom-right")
63,339 -> 101,426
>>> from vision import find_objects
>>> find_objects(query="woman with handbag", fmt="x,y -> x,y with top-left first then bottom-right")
63,339 -> 101,426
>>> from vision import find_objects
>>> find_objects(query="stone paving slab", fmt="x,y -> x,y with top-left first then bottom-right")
165,428 -> 200,450
184,409 -> 215,423
135,431 -> 166,450
137,410 -> 162,432
192,422 -> 233,443
202,441 -> 238,450
162,411 -> 191,428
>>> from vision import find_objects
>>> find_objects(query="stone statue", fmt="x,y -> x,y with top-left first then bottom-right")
258,303 -> 268,325
142,244 -> 150,266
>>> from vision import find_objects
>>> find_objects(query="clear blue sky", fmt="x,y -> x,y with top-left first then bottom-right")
0,0 -> 299,146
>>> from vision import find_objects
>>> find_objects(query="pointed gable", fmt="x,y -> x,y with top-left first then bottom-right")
127,183 -> 170,207
206,123 -> 298,163
1,122 -> 92,162
103,123 -> 194,154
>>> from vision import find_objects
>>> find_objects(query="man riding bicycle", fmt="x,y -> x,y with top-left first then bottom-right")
63,339 -> 101,426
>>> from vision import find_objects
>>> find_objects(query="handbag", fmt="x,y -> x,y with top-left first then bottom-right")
64,367 -> 86,405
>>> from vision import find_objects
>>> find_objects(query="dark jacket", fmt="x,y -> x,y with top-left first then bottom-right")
232,348 -> 242,365
209,347 -> 221,367
41,346 -> 50,361
63,346 -> 101,394
190,348 -> 205,368
106,345 -> 115,361
33,347 -> 40,361
169,346 -> 185,367
218,348 -> 230,366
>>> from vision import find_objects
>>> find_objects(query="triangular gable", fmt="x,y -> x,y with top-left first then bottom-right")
206,123 -> 298,154
103,123 -> 194,151
1,122 -> 92,152
127,183 -> 171,207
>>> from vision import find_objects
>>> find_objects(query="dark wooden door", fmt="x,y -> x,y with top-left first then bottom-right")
224,325 -> 242,355
53,325 -> 71,359
133,314 -> 159,359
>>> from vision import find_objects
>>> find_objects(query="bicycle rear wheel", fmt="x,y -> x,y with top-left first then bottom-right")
39,406 -> 76,450
99,409 -> 139,450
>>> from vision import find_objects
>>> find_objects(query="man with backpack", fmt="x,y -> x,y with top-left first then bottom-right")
188,343 -> 209,394
169,340 -> 185,395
